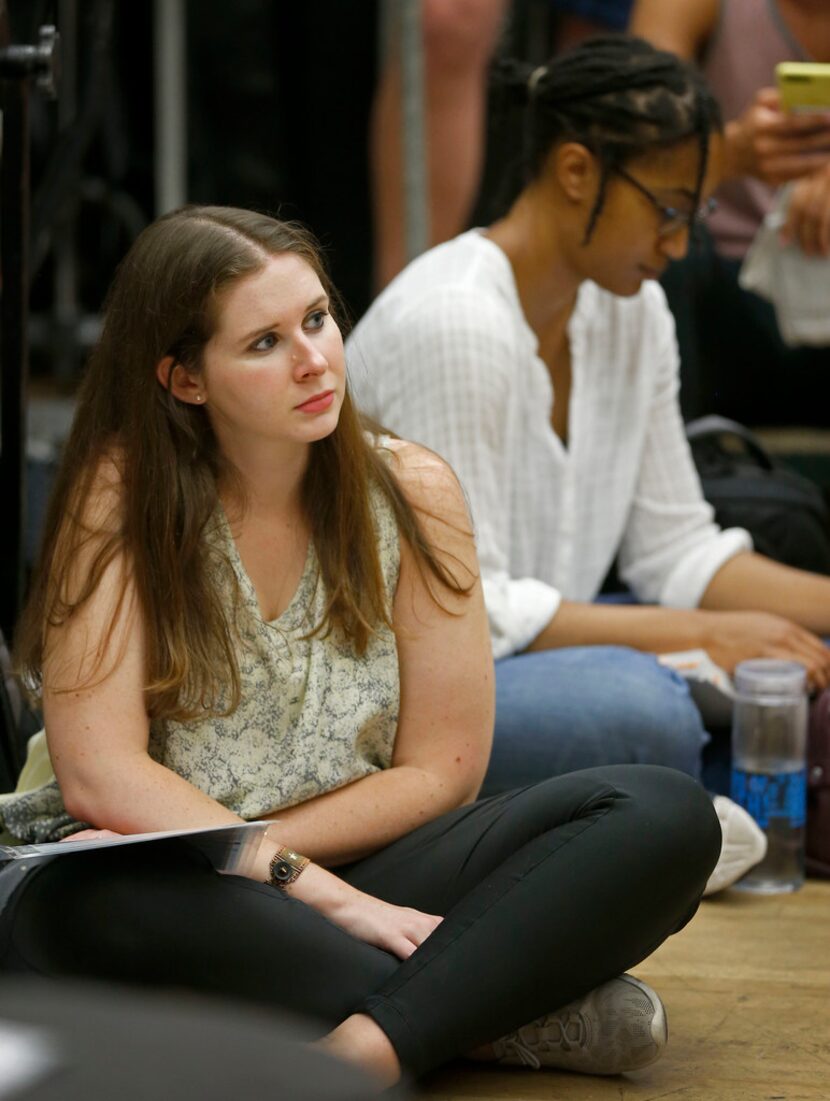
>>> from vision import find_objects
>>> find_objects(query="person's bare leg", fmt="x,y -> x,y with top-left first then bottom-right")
371,0 -> 508,290
318,1013 -> 402,1088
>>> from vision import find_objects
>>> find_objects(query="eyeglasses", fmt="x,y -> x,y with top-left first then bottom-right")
613,167 -> 717,239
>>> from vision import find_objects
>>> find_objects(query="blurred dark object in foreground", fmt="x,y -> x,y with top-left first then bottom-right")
0,978 -> 396,1100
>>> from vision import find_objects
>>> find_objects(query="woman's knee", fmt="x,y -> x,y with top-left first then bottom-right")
601,764 -> 721,885
493,646 -> 707,780
597,648 -> 708,776
495,764 -> 720,892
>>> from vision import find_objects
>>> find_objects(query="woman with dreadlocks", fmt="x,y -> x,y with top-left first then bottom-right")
349,35 -> 830,886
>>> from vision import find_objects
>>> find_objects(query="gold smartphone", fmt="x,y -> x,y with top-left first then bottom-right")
776,61 -> 830,113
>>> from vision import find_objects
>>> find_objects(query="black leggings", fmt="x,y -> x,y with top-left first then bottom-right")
0,766 -> 720,1078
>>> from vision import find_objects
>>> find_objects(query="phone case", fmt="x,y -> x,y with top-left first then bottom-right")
776,62 -> 830,112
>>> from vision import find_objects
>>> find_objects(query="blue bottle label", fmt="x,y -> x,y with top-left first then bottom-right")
730,768 -> 807,829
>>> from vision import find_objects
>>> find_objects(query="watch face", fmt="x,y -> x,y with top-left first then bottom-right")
272,860 -> 294,883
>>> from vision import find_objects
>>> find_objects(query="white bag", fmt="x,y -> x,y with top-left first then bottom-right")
739,183 -> 830,348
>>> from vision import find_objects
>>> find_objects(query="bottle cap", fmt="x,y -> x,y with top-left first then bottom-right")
734,658 -> 806,699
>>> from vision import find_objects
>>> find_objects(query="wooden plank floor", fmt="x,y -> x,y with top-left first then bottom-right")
420,880 -> 830,1101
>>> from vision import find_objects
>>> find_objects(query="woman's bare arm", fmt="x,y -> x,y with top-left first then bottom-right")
263,441 -> 495,864
700,551 -> 830,635
524,552 -> 830,689
628,0 -> 717,59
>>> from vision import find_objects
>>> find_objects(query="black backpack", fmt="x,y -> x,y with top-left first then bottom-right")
686,416 -> 830,576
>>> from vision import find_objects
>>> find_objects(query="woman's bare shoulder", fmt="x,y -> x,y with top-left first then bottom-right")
382,437 -> 471,529
383,437 -> 461,490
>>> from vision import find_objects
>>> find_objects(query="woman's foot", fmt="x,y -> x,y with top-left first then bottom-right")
317,1013 -> 401,1089
703,795 -> 767,896
490,974 -> 667,1075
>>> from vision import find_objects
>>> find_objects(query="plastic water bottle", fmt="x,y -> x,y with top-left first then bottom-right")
730,659 -> 808,893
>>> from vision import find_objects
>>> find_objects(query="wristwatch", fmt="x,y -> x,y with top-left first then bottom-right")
267,846 -> 310,890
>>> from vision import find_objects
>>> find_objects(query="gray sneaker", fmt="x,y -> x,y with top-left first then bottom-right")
491,974 -> 667,1075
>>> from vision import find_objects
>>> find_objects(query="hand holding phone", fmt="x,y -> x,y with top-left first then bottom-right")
726,83 -> 830,185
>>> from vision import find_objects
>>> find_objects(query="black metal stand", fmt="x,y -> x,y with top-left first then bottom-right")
0,20 -> 59,643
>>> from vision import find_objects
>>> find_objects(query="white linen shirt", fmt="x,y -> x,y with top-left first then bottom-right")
348,230 -> 752,659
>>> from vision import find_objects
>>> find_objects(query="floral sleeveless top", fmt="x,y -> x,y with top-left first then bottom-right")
0,475 -> 401,843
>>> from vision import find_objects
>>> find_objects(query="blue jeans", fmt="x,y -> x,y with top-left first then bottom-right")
482,646 -> 710,796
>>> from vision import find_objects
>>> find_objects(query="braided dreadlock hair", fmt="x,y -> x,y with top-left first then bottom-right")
492,35 -> 722,240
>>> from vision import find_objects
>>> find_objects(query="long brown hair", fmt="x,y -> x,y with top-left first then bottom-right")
16,206 -> 469,721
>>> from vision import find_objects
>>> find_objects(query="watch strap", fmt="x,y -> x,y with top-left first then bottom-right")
267,846 -> 310,890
